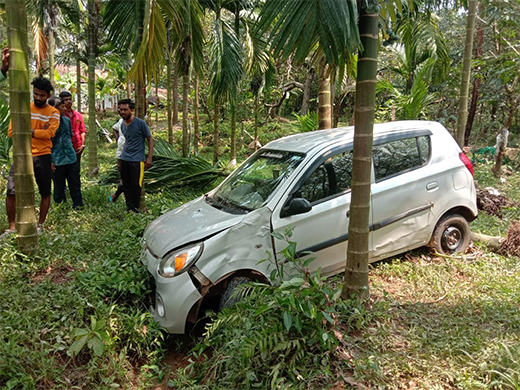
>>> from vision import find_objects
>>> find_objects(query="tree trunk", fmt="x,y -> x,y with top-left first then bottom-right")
193,73 -> 200,153
213,101 -> 220,165
464,1 -> 484,146
342,1 -> 379,301
230,104 -> 237,166
167,55 -> 173,145
254,96 -> 259,151
135,72 -> 146,120
48,28 -> 55,87
455,0 -> 477,147
6,0 -> 38,254
182,74 -> 189,157
300,66 -> 315,115
87,0 -> 98,176
173,72 -> 179,125
76,52 -> 82,113
318,61 -> 332,129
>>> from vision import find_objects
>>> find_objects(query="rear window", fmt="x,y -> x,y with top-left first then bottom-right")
373,136 -> 430,181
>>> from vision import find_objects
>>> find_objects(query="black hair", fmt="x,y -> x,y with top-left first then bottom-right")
59,90 -> 72,98
31,76 -> 54,94
48,97 -> 64,108
117,98 -> 135,110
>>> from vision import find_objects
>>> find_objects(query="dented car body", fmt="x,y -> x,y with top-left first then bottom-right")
142,121 -> 477,333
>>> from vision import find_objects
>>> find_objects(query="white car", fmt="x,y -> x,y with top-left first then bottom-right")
142,121 -> 477,333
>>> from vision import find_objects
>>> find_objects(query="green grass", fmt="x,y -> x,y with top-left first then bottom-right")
1,119 -> 520,389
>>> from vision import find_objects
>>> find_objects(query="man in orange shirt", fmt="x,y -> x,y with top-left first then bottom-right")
3,76 -> 60,235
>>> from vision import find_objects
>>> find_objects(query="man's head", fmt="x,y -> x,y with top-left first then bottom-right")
31,76 -> 54,108
48,96 -> 67,116
118,99 -> 135,122
59,90 -> 73,113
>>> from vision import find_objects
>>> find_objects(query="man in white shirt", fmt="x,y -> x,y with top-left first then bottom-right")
109,118 -> 125,202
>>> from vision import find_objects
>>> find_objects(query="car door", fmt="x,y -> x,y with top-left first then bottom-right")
370,133 -> 434,260
271,147 -> 355,277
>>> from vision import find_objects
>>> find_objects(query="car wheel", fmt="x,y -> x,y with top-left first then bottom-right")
219,276 -> 252,310
430,214 -> 470,254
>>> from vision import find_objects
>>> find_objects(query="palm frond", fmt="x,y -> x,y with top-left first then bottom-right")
256,0 -> 360,67
99,139 -> 223,191
208,16 -> 243,103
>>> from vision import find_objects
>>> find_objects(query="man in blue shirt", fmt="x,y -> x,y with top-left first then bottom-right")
117,99 -> 154,212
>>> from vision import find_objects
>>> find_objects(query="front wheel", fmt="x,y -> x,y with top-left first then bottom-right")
430,214 -> 470,255
219,276 -> 252,310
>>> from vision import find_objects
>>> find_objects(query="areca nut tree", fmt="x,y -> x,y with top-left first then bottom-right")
6,0 -> 39,254
455,0 -> 477,147
257,0 -> 360,130
87,0 -> 99,175
172,0 -> 204,158
341,0 -> 381,300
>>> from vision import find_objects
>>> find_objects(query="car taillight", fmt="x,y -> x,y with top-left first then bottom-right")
459,152 -> 474,176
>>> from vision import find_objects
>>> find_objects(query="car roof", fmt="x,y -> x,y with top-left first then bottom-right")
264,120 -> 446,154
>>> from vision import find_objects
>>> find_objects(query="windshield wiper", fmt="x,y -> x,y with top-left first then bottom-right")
214,195 -> 251,213
204,194 -> 224,210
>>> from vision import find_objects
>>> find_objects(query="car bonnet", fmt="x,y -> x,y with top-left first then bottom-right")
143,196 -> 246,258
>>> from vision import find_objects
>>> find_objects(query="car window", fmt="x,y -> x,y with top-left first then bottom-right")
297,150 -> 353,204
373,135 -> 430,181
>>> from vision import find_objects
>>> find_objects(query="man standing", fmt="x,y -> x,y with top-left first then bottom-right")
59,91 -> 86,173
4,76 -> 60,234
118,99 -> 153,212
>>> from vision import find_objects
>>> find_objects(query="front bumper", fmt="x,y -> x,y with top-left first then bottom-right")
143,247 -> 202,334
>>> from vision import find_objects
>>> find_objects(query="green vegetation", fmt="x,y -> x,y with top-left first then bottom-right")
1,113 -> 519,388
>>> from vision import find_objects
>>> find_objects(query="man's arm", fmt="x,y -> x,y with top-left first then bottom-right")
32,109 -> 60,139
145,136 -> 154,170
77,112 -> 87,154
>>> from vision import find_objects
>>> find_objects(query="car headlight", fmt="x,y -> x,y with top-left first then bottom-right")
158,243 -> 203,278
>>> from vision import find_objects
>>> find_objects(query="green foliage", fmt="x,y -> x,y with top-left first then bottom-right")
172,227 -> 371,389
68,316 -> 110,357
0,99 -> 11,166
292,111 -> 318,132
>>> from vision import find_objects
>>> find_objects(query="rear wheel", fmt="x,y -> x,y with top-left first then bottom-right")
430,214 -> 470,254
219,276 -> 252,310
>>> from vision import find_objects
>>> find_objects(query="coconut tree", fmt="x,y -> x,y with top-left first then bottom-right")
6,0 -> 39,254
86,0 -> 99,175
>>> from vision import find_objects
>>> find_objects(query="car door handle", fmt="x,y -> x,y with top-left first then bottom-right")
426,181 -> 439,191
346,210 -> 350,218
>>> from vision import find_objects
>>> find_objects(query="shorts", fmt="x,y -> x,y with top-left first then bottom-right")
7,154 -> 52,197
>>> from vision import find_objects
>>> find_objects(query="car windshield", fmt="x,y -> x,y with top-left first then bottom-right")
209,150 -> 305,212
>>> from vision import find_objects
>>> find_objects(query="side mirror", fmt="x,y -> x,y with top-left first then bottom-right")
280,197 -> 312,218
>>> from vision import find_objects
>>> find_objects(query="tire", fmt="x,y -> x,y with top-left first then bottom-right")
430,213 -> 471,255
219,276 -> 252,310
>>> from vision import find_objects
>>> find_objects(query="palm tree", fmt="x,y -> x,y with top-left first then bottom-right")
204,1 -> 244,165
87,0 -> 99,175
341,0 -> 380,300
6,0 -> 39,254
455,0 -> 477,147
172,0 -> 204,157
257,0 -> 360,129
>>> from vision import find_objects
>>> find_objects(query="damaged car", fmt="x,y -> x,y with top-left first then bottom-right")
141,120 -> 478,333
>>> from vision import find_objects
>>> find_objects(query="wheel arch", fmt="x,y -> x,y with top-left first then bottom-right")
185,268 -> 270,329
